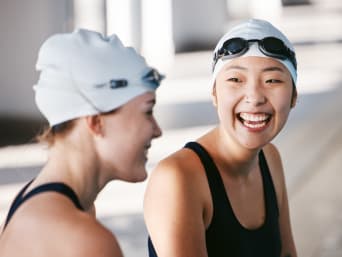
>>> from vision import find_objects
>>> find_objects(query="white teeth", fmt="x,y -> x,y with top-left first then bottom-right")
239,112 -> 269,122
243,121 -> 267,128
239,112 -> 271,129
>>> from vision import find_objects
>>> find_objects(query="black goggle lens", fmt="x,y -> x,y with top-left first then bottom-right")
214,37 -> 296,70
221,38 -> 247,55
262,37 -> 286,55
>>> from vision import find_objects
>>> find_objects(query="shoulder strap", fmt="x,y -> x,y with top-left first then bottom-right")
3,181 -> 84,231
184,142 -> 228,210
3,180 -> 34,230
23,182 -> 84,210
147,236 -> 158,257
259,150 -> 279,217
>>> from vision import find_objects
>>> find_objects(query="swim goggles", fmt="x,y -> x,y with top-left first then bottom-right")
213,37 -> 297,70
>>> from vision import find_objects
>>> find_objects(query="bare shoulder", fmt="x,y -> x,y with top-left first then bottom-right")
145,147 -> 206,194
153,147 -> 202,173
3,195 -> 123,257
61,214 -> 123,257
144,146 -> 211,256
262,143 -> 283,169
262,143 -> 287,206
144,145 -> 210,218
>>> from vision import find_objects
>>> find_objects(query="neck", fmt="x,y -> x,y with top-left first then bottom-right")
34,141 -> 104,212
208,126 -> 261,177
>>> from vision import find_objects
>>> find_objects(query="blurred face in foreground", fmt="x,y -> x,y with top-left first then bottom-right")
213,56 -> 295,150
96,92 -> 162,182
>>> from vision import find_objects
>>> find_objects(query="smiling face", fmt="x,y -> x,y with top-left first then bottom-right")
213,56 -> 295,150
95,92 -> 162,182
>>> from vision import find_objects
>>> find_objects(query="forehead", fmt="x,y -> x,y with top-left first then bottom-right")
104,92 -> 156,118
221,56 -> 290,75
123,91 -> 156,107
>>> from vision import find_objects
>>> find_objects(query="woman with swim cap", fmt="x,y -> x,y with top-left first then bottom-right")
0,29 -> 163,257
144,19 -> 297,257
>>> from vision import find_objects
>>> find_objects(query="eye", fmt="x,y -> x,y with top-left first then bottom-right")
227,77 -> 242,83
146,109 -> 153,116
265,79 -> 283,84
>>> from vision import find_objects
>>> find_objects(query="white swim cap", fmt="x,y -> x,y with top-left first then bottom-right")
34,29 -> 164,126
212,19 -> 297,85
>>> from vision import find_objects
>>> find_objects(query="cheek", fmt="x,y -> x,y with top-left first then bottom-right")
215,90 -> 239,117
271,91 -> 293,126
274,88 -> 293,111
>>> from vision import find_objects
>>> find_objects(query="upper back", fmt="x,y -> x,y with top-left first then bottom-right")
0,183 -> 122,257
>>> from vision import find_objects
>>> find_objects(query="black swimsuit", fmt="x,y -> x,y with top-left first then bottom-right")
3,180 -> 84,231
148,142 -> 281,257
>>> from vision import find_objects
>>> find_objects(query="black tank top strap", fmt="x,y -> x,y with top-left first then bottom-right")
3,181 -> 84,231
258,150 -> 279,217
3,180 -> 34,230
147,236 -> 158,257
184,142 -> 228,214
22,182 -> 84,210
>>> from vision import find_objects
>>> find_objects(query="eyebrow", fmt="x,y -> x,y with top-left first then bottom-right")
224,65 -> 285,73
147,99 -> 156,105
224,65 -> 248,71
262,66 -> 285,73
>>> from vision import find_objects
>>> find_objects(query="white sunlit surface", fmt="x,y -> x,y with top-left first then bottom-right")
141,0 -> 175,72
106,1 -> 133,45
73,0 -> 105,33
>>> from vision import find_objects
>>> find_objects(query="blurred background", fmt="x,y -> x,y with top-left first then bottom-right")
0,0 -> 341,256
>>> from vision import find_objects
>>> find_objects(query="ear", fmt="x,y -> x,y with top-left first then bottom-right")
85,115 -> 103,137
290,86 -> 298,108
212,82 -> 218,107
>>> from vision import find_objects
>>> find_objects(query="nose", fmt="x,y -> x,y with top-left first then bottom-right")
244,83 -> 266,106
152,118 -> 162,138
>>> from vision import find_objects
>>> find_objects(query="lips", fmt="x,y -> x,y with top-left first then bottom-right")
143,144 -> 151,158
237,112 -> 272,129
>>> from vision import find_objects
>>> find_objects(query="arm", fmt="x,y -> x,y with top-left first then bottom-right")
144,156 -> 209,257
264,144 -> 297,257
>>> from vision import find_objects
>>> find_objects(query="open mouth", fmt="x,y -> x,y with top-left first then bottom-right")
144,144 -> 151,157
237,112 -> 272,129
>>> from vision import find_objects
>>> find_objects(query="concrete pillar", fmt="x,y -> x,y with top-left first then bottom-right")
73,0 -> 106,34
106,0 -> 142,49
141,0 -> 175,73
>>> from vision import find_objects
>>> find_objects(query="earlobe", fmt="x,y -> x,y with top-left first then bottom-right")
212,83 -> 218,107
86,115 -> 103,137
290,87 -> 298,108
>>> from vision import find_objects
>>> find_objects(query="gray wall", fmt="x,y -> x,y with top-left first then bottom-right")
172,0 -> 228,52
0,0 -> 72,120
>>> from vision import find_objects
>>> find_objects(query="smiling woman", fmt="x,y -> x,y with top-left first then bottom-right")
144,19 -> 298,257
0,29 -> 163,257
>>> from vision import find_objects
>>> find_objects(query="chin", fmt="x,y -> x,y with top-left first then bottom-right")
125,169 -> 148,183
243,142 -> 267,151
238,136 -> 269,150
